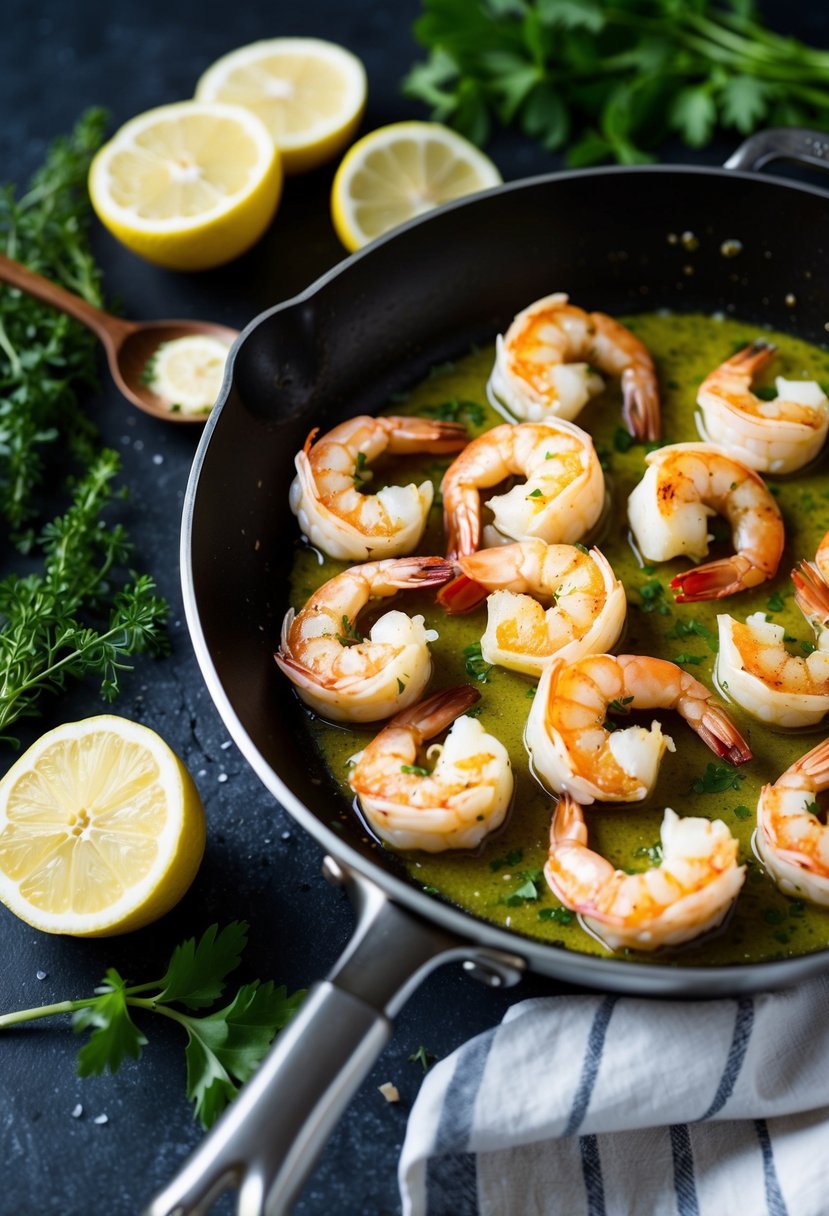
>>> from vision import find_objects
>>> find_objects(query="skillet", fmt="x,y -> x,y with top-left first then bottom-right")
148,128 -> 829,1216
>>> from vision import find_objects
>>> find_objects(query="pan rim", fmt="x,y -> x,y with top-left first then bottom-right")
181,160 -> 829,989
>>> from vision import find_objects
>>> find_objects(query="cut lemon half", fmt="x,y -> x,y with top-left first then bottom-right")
195,38 -> 367,175
146,335 -> 232,416
88,101 -> 282,271
0,716 -> 206,937
330,121 -> 502,252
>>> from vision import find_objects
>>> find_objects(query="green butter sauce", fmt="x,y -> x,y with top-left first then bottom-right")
288,312 -> 829,966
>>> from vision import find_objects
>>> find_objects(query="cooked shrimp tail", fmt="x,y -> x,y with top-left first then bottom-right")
792,559 -> 829,633
670,553 -> 768,602
386,683 -> 481,733
696,703 -> 753,765
437,573 -> 489,615
622,367 -> 659,443
370,554 -> 456,591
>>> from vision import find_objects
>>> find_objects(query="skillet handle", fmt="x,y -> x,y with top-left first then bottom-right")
724,127 -> 829,174
143,858 -> 524,1216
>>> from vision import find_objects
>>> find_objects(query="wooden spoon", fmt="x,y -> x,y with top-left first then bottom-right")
0,252 -> 238,424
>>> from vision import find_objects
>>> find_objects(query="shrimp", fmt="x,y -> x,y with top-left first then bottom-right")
545,793 -> 744,951
488,293 -> 660,440
627,442 -> 784,601
696,341 -> 829,474
441,418 -> 605,558
289,415 -> 467,561
756,735 -> 829,907
439,540 -> 626,678
348,685 -> 513,852
716,532 -> 829,728
275,556 -> 453,723
525,653 -> 751,804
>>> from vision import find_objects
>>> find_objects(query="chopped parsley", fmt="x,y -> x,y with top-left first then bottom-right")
336,615 -> 364,646
673,652 -> 705,666
637,578 -> 670,615
408,1045 -> 436,1072
765,590 -> 786,613
607,695 -> 634,715
504,869 -> 544,905
667,618 -> 718,652
423,398 -> 485,426
464,642 -> 493,682
490,848 -> 523,872
526,487 -> 544,499
352,451 -> 370,487
690,763 -> 746,794
633,841 -> 664,865
538,906 -> 575,925
732,804 -> 752,820
613,426 -> 634,453
401,764 -> 430,777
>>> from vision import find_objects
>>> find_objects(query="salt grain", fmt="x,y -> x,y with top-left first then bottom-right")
70,1104 -> 83,1119
35,970 -> 47,981
378,1082 -> 399,1103
93,1114 -> 108,1125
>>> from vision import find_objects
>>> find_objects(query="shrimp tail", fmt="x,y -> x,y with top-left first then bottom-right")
274,651 -> 335,692
696,704 -> 753,766
729,339 -> 777,377
792,734 -> 829,786
670,555 -> 771,602
384,416 -> 468,454
389,684 -> 481,736
622,369 -> 661,443
379,556 -> 456,590
437,573 -> 489,614
550,792 -> 588,848
792,560 -> 829,632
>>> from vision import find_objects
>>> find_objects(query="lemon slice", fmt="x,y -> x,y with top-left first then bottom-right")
195,38 -> 367,175
330,121 -> 502,252
146,335 -> 231,416
0,716 -> 206,936
88,101 -> 282,271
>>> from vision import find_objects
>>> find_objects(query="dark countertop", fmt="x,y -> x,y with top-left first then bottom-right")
1,2 -> 828,1215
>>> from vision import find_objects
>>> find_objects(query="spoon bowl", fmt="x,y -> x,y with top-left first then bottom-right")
0,252 -> 238,424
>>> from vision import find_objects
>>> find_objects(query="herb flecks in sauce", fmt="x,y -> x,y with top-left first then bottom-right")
288,313 -> 829,965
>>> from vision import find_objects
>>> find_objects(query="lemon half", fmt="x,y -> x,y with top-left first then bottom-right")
330,121 -> 503,252
0,716 -> 206,936
195,37 -> 367,175
89,101 -> 282,271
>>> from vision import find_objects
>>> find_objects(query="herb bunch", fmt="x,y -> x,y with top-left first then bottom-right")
404,0 -> 829,165
0,109 -> 106,533
0,922 -> 306,1129
0,112 -> 169,742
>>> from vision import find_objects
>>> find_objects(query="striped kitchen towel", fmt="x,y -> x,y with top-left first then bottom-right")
398,976 -> 829,1215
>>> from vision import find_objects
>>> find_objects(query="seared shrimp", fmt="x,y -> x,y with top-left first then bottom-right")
697,341 -> 829,474
349,685 -> 513,852
756,735 -> 829,907
627,442 -> 784,601
289,415 -> 467,561
488,293 -> 660,440
525,653 -> 751,804
275,556 -> 452,723
716,531 -> 829,728
440,540 -> 626,678
545,793 -> 744,951
441,418 -> 604,558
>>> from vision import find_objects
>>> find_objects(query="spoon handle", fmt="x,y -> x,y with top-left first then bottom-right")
0,251 -> 132,346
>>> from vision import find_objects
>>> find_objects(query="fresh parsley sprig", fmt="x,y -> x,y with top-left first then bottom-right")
404,0 -> 829,165
0,922 -> 306,1130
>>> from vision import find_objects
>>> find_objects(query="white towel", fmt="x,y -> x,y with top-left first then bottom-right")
398,975 -> 829,1216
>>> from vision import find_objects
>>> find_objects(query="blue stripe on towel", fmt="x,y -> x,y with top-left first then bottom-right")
670,1124 -> 700,1216
564,995 -> 617,1136
424,1026 -> 498,1215
579,1134 -> 606,1216
755,1119 -> 789,1216
698,998 -> 755,1121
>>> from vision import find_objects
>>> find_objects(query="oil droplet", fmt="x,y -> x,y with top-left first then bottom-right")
720,239 -> 743,259
785,293 -> 797,308
681,231 -> 699,251
667,232 -> 679,245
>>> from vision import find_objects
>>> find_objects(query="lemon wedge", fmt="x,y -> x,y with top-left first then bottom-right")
88,101 -> 282,271
330,121 -> 502,252
195,37 -> 367,175
0,716 -> 206,936
145,335 -> 231,416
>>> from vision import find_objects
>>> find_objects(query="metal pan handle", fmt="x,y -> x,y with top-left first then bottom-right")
143,859 -> 524,1216
724,127 -> 829,174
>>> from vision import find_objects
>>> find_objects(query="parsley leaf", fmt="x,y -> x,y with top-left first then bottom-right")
690,763 -> 746,794
464,641 -> 493,682
0,922 -> 306,1130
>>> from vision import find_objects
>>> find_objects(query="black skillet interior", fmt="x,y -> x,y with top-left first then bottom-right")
186,165 -> 829,991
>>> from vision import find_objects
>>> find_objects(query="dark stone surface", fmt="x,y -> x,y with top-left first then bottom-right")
0,2 -> 826,1214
